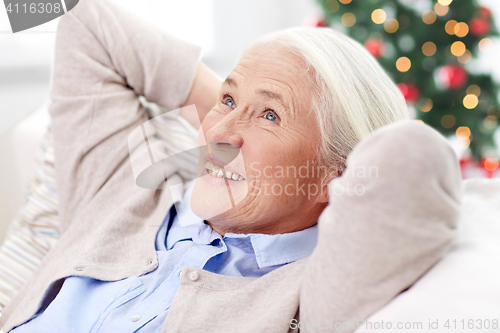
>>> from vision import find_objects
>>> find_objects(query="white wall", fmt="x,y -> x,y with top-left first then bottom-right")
205,0 -> 322,78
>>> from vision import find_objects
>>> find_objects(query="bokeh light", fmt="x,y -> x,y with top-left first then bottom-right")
463,94 -> 479,109
434,3 -> 449,16
479,38 -> 492,52
342,12 -> 356,27
418,98 -> 433,112
372,9 -> 387,24
422,10 -> 437,25
483,115 -> 498,129
458,136 -> 471,149
450,41 -> 466,57
466,85 -> 481,96
487,106 -> 499,116
396,57 -> 411,72
456,126 -> 471,138
445,20 -> 458,35
454,22 -> 469,37
458,50 -> 472,64
324,0 -> 339,13
384,18 -> 399,33
455,127 -> 471,150
422,42 -> 437,56
339,0 -> 352,4
438,0 -> 453,5
441,115 -> 456,128
484,158 -> 499,171
399,35 -> 415,51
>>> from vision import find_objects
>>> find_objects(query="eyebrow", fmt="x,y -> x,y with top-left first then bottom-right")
223,77 -> 237,88
223,76 -> 289,110
256,89 -> 288,109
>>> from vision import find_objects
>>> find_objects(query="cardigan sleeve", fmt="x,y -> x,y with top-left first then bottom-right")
299,121 -> 462,332
49,0 -> 201,231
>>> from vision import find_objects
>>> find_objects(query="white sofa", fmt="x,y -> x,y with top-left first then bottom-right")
0,103 -> 50,243
358,178 -> 500,332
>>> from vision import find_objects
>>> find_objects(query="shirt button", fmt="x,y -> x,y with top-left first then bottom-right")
219,241 -> 223,248
189,271 -> 200,281
131,315 -> 141,322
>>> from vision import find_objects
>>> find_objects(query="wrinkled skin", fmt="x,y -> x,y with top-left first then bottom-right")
190,45 -> 332,236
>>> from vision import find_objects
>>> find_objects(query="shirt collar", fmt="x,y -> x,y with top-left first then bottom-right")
224,226 -> 318,268
165,183 -> 217,250
166,182 -> 318,268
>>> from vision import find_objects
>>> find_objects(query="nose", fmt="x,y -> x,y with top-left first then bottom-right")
204,111 -> 244,148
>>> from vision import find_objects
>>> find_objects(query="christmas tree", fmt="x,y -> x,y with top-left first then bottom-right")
315,0 -> 499,163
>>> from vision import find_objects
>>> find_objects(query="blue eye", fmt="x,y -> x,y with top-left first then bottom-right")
223,96 -> 235,108
264,110 -> 278,122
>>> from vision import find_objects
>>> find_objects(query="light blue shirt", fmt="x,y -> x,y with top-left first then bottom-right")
12,184 -> 318,333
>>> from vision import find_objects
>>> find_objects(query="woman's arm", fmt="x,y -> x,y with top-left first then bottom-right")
181,63 -> 222,128
50,0 -> 202,231
299,121 -> 462,332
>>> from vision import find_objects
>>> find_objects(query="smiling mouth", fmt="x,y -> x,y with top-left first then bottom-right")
205,161 -> 245,181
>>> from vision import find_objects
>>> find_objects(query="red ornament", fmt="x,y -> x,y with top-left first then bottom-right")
469,17 -> 491,37
364,38 -> 385,58
438,65 -> 468,90
303,16 -> 329,28
397,83 -> 420,103
479,6 -> 492,19
459,156 -> 472,179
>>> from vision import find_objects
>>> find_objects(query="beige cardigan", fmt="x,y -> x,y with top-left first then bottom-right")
0,0 -> 462,331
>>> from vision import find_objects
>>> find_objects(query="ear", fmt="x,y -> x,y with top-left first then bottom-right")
317,178 -> 331,203
316,165 -> 341,204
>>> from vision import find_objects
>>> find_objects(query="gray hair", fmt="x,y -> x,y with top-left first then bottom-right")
239,27 -> 409,176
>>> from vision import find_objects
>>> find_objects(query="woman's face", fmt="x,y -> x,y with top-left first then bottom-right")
190,45 -> 330,235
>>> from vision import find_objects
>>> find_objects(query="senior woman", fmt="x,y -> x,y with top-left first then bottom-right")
0,0 -> 461,332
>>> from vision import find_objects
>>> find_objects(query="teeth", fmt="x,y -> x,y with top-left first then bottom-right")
204,161 -> 245,181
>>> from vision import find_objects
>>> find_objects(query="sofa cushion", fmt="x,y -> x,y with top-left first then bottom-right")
355,179 -> 500,332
